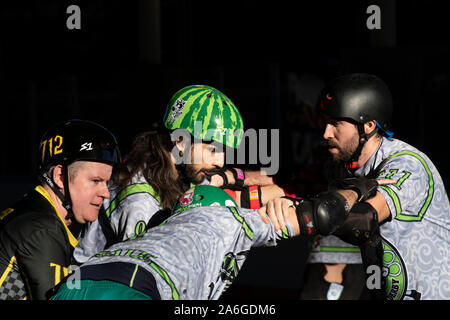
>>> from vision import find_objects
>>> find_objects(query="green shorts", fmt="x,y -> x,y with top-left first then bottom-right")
50,279 -> 152,300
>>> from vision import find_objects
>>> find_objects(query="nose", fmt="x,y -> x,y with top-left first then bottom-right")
212,151 -> 225,168
100,182 -> 111,199
323,123 -> 334,140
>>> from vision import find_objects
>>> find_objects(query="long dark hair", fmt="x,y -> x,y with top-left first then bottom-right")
117,130 -> 183,210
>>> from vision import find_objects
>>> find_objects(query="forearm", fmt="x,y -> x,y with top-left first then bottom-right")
286,206 -> 300,235
209,169 -> 274,188
242,170 -> 274,186
336,189 -> 359,209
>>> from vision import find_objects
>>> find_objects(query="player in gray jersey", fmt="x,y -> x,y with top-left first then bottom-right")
346,134 -> 449,300
52,185 -> 299,300
268,73 -> 450,300
74,85 -> 274,265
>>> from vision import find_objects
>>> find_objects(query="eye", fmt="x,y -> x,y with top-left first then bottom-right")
206,146 -> 216,154
329,119 -> 339,126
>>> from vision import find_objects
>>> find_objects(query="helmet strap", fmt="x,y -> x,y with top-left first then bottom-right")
61,165 -> 74,219
345,123 -> 378,171
41,165 -> 74,220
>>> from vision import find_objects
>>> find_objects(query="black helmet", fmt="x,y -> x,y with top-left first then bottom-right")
38,119 -> 120,217
319,73 -> 394,170
38,119 -> 120,173
318,73 -> 393,131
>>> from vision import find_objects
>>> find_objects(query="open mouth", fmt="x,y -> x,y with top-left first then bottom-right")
328,146 -> 338,153
326,142 -> 340,153
199,169 -> 213,176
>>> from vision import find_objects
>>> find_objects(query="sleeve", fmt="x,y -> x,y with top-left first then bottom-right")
377,154 -> 432,221
111,192 -> 162,241
16,229 -> 69,300
237,208 -> 295,247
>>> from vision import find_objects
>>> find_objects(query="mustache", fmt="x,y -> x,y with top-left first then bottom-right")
322,139 -> 339,148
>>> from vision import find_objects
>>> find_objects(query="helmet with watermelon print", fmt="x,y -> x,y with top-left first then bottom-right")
172,185 -> 238,215
163,85 -> 244,149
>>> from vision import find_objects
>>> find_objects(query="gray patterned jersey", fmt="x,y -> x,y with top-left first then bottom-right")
308,235 -> 362,264
354,137 -> 450,300
73,172 -> 162,264
81,205 -> 294,300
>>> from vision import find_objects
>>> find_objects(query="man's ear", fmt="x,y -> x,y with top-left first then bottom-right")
364,120 -> 377,135
52,165 -> 65,190
175,135 -> 192,155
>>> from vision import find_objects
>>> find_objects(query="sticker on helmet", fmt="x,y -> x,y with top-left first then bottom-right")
179,190 -> 194,206
169,99 -> 186,124
80,142 -> 93,151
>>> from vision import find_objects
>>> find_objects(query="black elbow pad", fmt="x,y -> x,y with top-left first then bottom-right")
288,191 -> 350,236
333,202 -> 379,245
313,191 -> 350,235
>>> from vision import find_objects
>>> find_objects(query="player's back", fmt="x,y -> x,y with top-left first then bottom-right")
82,205 -> 292,299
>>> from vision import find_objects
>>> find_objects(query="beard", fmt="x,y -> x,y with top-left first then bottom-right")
176,163 -> 210,187
327,134 -> 359,163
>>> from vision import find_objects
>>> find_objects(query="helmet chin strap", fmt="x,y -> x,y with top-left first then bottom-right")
345,123 -> 378,171
41,165 -> 74,220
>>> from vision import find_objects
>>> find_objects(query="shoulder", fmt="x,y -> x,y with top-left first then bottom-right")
104,181 -> 162,218
0,210 -> 66,259
2,209 -> 62,239
1,189 -> 61,231
378,138 -> 433,173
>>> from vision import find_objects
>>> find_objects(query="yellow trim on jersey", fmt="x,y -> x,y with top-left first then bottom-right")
0,256 -> 16,287
34,185 -> 78,248
0,208 -> 14,221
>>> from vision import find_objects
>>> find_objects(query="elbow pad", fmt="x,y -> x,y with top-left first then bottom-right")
286,191 -> 350,236
333,202 -> 379,246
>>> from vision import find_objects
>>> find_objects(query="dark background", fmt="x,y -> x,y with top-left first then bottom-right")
1,0 -> 449,299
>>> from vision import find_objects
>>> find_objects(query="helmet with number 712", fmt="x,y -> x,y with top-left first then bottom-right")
163,85 -> 244,149
38,119 -> 121,173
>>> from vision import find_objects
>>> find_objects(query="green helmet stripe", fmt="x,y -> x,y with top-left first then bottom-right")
178,85 -> 205,99
179,89 -> 209,135
202,93 -> 217,140
220,96 -> 234,145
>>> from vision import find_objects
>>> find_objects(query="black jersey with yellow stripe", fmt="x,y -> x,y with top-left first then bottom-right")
0,186 -> 77,300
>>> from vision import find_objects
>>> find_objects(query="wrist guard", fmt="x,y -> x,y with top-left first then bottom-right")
240,185 -> 262,209
207,167 -> 245,190
329,177 -> 378,202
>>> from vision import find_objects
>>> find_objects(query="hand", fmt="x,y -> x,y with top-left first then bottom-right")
206,169 -> 234,187
375,178 -> 396,186
257,197 -> 294,231
208,173 -> 225,187
330,177 -> 396,202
